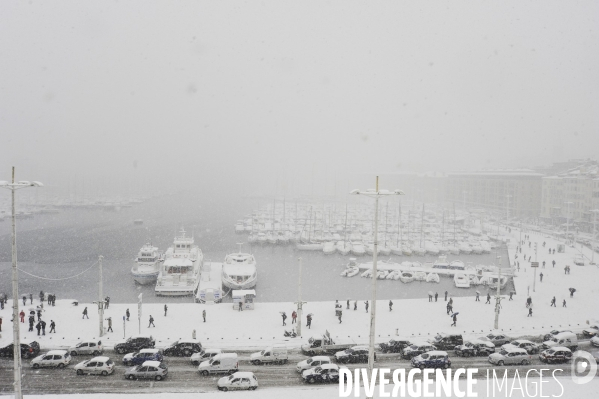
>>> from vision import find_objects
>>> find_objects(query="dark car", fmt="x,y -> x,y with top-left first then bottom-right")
432,333 -> 463,350
539,347 -> 572,364
411,350 -> 451,369
114,336 -> 155,355
379,339 -> 411,354
454,340 -> 495,357
402,343 -> 437,359
122,349 -> 163,366
334,346 -> 374,364
0,341 -> 40,359
162,340 -> 202,357
301,364 -> 340,384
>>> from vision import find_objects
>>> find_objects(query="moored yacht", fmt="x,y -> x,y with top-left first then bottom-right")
155,228 -> 203,296
222,247 -> 257,290
131,243 -> 163,285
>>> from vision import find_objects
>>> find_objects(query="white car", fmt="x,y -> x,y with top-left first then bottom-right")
191,349 -> 222,366
296,356 -> 332,373
74,356 -> 115,376
68,340 -> 103,356
217,371 -> 258,391
591,336 -> 599,347
488,347 -> 531,366
31,350 -> 71,369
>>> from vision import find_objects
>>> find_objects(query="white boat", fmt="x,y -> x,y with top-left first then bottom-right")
425,242 -> 439,256
377,270 -> 389,279
155,229 -> 203,296
351,242 -> 366,256
488,274 -> 509,290
266,231 -> 278,245
131,243 -> 163,285
296,242 -> 324,251
322,241 -> 337,255
390,245 -> 403,256
402,246 -> 413,256
386,270 -> 400,280
414,271 -> 427,281
247,233 -> 257,244
480,241 -> 491,254
470,243 -> 483,255
221,248 -> 257,290
235,221 -> 245,234
458,242 -> 472,254
361,269 -> 372,278
336,241 -> 352,256
277,231 -> 289,245
412,246 -> 426,256
257,232 -> 267,245
468,274 -> 480,285
454,273 -> 470,288
379,244 -> 391,256
425,273 -> 440,283
399,271 -> 414,283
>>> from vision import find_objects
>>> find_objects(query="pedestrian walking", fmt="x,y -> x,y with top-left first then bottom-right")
39,291 -> 44,303
354,300 -> 357,311
126,308 -> 130,321
306,314 -> 312,329
428,293 -> 433,302
517,261 -> 520,271
22,295 -> 26,306
569,288 -> 575,298
365,301 -> 369,313
434,292 -> 438,302
82,307 -> 89,319
49,320 -> 56,333
563,300 -> 566,308
528,308 -> 533,317
28,316 -> 34,332
281,312 -> 287,326
37,309 -> 42,321
543,241 -> 546,247
164,304 -> 168,316
446,303 -> 451,315
104,296 -> 110,309
20,310 -> 25,323
203,309 -> 206,322
552,249 -> 555,254
542,261 -> 545,268
29,293 -> 33,304
475,292 -> 480,301
107,317 -> 113,332
291,310 -> 297,324
564,266 -> 567,275
451,313 -> 457,327
36,321 -> 41,336
485,293 -> 491,304
509,292 -> 513,301
0,317 -> 2,332
526,297 -> 532,307
444,291 -> 448,301
540,272 -> 544,282
389,300 -> 393,311
338,310 -> 342,324
550,296 -> 556,307
148,315 -> 155,327
448,303 -> 453,314
41,319 -> 46,335
346,299 -> 350,310
238,301 -> 243,311
552,260 -> 556,268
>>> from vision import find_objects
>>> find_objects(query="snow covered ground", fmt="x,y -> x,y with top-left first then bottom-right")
0,227 -> 597,350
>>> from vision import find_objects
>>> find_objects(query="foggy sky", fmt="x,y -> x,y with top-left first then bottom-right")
1,1 -> 598,196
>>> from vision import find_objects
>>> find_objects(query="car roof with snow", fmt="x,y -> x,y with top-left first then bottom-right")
46,350 -> 68,356
90,356 -> 110,362
141,361 -> 162,368
546,346 -> 571,352
231,372 -> 256,378
502,347 -> 527,354
317,364 -> 339,371
423,350 -> 448,356
139,348 -> 159,354
309,356 -> 330,361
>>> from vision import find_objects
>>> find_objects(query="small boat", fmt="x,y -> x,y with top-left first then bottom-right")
459,242 -> 472,254
386,270 -> 399,280
134,219 -> 144,225
414,271 -> 427,281
296,242 -> 324,251
412,246 -> 426,256
351,242 -> 366,256
361,269 -> 372,278
379,244 -> 391,256
454,273 -> 470,288
425,242 -> 439,256
257,232 -> 267,245
377,270 -> 389,279
402,246 -> 413,256
322,241 -> 336,255
336,241 -> 352,256
277,231 -> 289,245
266,231 -> 278,245
488,275 -> 509,290
247,233 -> 257,244
470,243 -> 483,255
390,245 -> 403,256
425,273 -> 440,283
346,267 -> 360,277
399,271 -> 414,283
468,274 -> 480,285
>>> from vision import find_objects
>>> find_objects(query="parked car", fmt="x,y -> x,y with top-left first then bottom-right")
68,340 -> 103,356
481,333 -> 511,347
162,339 -> 202,357
502,340 -> 540,355
590,335 -> 599,347
250,346 -> 288,365
335,345 -> 374,364
454,340 -> 495,357
198,353 -> 238,376
191,349 -> 222,366
379,339 -> 411,354
541,332 -> 578,351
114,335 -> 155,354
124,360 -> 168,380
402,343 -> 436,359
74,356 -> 115,376
302,364 -> 340,384
31,350 -> 71,369
217,371 -> 259,391
431,333 -> 463,350
539,347 -> 572,364
582,324 -> 599,338
122,348 -> 163,366
543,329 -> 572,342
296,356 -> 332,373
0,341 -> 40,359
488,347 -> 531,366
411,350 -> 451,369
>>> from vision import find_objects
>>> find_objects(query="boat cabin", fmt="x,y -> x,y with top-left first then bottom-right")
232,290 -> 256,310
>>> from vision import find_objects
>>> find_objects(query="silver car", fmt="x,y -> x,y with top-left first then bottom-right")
125,360 -> 168,381
68,340 -> 103,356
488,348 -> 531,366
31,350 -> 71,369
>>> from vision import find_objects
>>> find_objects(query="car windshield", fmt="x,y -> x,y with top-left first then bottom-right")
306,358 -> 314,364
314,367 -> 322,373
345,349 -> 353,354
463,342 -> 473,347
547,350 -> 555,354
408,345 -> 418,350
107,360 -> 114,365
488,334 -> 496,340
434,334 -> 443,341
168,341 -> 179,347
159,363 -> 167,369
499,350 -> 508,356
420,354 -> 429,359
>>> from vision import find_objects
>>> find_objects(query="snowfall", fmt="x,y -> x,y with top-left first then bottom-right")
0,227 -> 598,398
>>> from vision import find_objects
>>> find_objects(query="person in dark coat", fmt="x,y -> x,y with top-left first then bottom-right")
49,320 -> 56,333
36,321 -> 41,336
22,295 -> 26,306
552,260 -> 556,268
486,294 -> 491,304
306,314 -> 312,329
446,303 -> 451,315
291,310 -> 297,324
528,308 -> 533,317
148,315 -> 155,327
338,310 -> 342,324
540,272 -> 543,282
365,301 -> 369,313
104,296 -> 110,309
203,309 -> 206,322
28,316 -> 34,332
475,292 -> 480,301
41,320 -> 46,335
434,292 -> 438,302
164,304 -> 168,316
126,308 -> 130,321
39,291 -> 44,303
0,317 -> 2,332
82,307 -> 89,319
281,312 -> 287,326
562,299 -> 566,308
444,291 -> 448,301
37,309 -> 42,321
238,301 -> 243,311
29,293 -> 33,304
550,297 -> 556,307
354,300 -> 357,311
509,292 -> 513,301
346,299 -> 350,310
107,317 -> 113,332
451,313 -> 457,327
389,300 -> 393,311
428,293 -> 433,302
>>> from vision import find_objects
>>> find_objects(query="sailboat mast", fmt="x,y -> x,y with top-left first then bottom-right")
420,204 -> 425,247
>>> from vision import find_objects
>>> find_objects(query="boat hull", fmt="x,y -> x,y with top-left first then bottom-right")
131,270 -> 159,285
222,276 -> 257,290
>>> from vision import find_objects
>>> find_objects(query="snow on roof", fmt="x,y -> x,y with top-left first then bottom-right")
164,258 -> 193,267
142,360 -> 162,367
232,290 -> 256,297
223,265 -> 255,275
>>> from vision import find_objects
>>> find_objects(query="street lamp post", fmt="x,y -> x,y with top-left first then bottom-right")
565,201 -> 573,248
295,257 -> 306,337
0,168 -> 43,399
494,256 -> 502,329
590,210 -> 599,265
350,177 -> 404,399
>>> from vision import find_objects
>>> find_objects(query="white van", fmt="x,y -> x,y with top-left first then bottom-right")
250,346 -> 288,365
198,353 -> 238,376
542,332 -> 578,351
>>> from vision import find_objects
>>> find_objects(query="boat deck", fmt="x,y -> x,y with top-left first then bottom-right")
356,261 -> 514,278
195,262 -> 224,303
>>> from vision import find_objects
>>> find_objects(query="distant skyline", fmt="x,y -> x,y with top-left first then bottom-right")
1,1 -> 597,197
